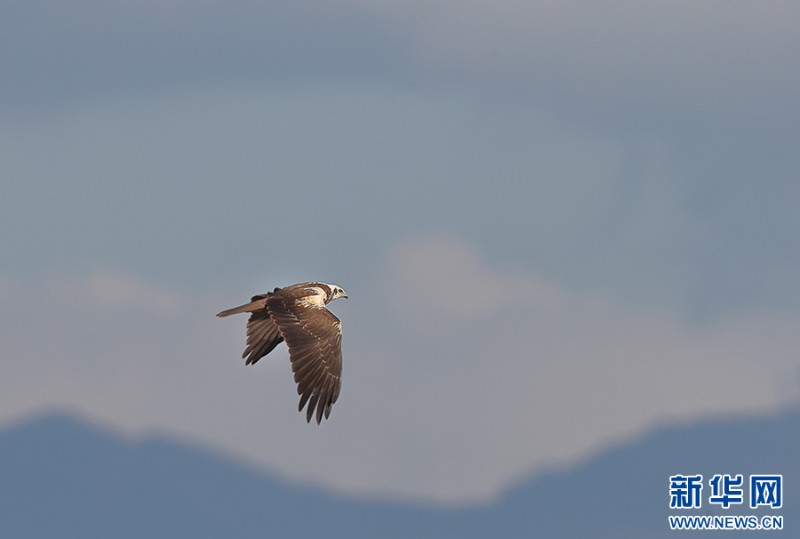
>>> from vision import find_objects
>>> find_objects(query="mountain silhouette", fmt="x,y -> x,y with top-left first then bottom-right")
1,409 -> 796,538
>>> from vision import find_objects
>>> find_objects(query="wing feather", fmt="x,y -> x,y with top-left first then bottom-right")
298,390 -> 313,413
266,294 -> 343,424
297,366 -> 327,397
218,294 -> 285,365
242,310 -> 284,365
306,394 -> 320,423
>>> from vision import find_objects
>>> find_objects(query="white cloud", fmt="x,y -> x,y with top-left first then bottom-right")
86,269 -> 182,316
383,233 -> 563,321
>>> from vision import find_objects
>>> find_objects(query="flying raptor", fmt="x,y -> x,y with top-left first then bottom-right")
217,282 -> 348,424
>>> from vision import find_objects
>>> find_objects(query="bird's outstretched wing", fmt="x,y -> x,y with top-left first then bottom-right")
217,293 -> 284,365
242,310 -> 284,365
266,294 -> 343,424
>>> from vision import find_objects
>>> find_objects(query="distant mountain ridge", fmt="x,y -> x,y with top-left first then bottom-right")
1,409 -> 796,538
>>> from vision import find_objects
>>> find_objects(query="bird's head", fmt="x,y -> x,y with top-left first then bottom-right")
323,283 -> 348,303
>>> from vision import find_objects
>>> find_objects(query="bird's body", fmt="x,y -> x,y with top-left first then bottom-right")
217,282 -> 348,424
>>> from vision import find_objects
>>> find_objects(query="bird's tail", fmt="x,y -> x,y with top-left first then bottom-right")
216,296 -> 267,317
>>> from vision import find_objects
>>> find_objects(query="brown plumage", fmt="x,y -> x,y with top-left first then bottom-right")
217,282 -> 347,424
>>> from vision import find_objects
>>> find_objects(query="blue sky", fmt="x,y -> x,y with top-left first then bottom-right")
2,0 -> 799,503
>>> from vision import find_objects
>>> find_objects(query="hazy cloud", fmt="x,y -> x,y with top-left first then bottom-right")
384,233 -> 564,321
4,0 -> 799,318
1,0 -> 408,111
87,269 -> 182,315
1,238 -> 797,503
348,0 -> 800,124
2,0 -> 798,508
6,0 -> 798,132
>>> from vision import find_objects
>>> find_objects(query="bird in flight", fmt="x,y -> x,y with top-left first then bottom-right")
217,282 -> 348,424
